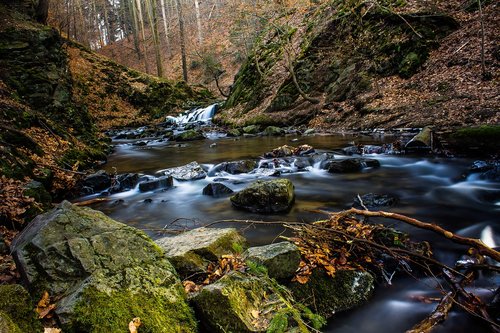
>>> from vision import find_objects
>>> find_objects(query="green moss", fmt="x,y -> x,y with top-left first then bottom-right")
0,311 -> 22,333
448,125 -> 500,155
71,287 -> 196,333
0,285 -> 42,333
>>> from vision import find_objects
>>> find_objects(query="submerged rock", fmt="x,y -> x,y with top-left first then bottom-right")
353,193 -> 398,208
162,161 -> 207,180
327,158 -> 380,173
202,183 -> 234,197
230,179 -> 295,213
155,227 -> 246,278
11,201 -> 196,332
290,269 -> 374,318
244,242 -> 301,280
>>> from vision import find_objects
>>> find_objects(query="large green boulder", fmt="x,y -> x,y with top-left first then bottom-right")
289,269 -> 374,318
174,129 -> 204,141
231,179 -> 295,213
0,285 -> 42,333
155,227 -> 246,279
11,201 -> 196,333
244,242 -> 301,280
192,272 -> 297,333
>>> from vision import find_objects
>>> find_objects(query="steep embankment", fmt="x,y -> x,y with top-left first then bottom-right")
0,3 -> 212,223
216,0 -> 499,130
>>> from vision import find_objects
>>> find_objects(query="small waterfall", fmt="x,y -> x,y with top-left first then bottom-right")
167,104 -> 218,125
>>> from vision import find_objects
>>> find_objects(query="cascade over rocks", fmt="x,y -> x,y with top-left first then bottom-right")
230,179 -> 295,213
11,201 -> 196,332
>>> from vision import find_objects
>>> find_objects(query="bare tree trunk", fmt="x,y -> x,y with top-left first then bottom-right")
129,0 -> 142,58
159,0 -> 171,56
36,0 -> 49,24
194,0 -> 203,45
477,0 -> 489,80
175,0 -> 188,82
135,0 -> 150,73
146,0 -> 163,77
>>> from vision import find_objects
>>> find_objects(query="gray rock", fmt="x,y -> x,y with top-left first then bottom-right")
11,201 -> 196,332
209,160 -> 256,176
303,128 -> 315,135
244,242 -> 301,280
202,183 -> 234,197
162,161 -> 207,180
230,179 -> 295,213
110,173 -> 140,193
293,157 -> 311,170
327,158 -> 380,173
138,175 -> 173,192
155,227 -> 246,278
81,170 -> 111,193
290,269 -> 374,318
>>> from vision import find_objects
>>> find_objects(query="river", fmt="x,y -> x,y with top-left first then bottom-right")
81,131 -> 499,332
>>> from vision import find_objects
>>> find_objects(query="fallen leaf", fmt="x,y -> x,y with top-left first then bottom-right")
36,291 -> 56,319
129,317 -> 141,333
44,328 -> 61,333
251,309 -> 260,318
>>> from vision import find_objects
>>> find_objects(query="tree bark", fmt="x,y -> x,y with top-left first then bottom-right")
175,0 -> 188,82
194,0 -> 203,44
135,0 -> 150,73
146,0 -> 163,77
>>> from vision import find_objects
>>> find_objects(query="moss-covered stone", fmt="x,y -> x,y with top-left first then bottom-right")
173,129 -> 205,141
244,242 -> 301,280
11,201 -> 196,332
242,124 -> 261,134
231,179 -> 295,214
0,285 -> 42,333
0,311 -> 22,333
448,125 -> 500,156
155,227 -> 247,279
289,269 -> 374,318
262,126 -> 284,136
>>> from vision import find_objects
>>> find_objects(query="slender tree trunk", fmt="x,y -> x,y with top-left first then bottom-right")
175,0 -> 188,82
130,0 -> 142,58
159,0 -> 171,56
478,0 -> 489,79
146,0 -> 163,77
135,0 -> 150,73
194,0 -> 203,45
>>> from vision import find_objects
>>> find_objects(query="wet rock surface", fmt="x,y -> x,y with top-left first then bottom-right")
230,179 -> 295,213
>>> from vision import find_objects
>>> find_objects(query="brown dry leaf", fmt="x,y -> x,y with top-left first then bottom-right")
128,317 -> 141,333
251,309 -> 260,319
183,280 -> 200,294
36,291 -> 56,319
44,328 -> 61,333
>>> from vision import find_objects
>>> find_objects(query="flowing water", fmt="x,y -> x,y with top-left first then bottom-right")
81,131 -> 499,332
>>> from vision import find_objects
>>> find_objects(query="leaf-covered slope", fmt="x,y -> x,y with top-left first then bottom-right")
217,0 -> 499,130
0,2 -> 213,198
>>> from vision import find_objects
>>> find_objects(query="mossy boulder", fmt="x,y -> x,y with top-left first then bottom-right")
0,284 -> 42,333
230,179 -> 295,213
289,269 -> 374,318
448,125 -> 500,156
191,271 -> 291,333
227,128 -> 242,137
242,125 -> 261,134
155,227 -> 247,279
262,126 -> 284,136
11,201 -> 196,333
244,242 -> 301,280
173,129 -> 204,141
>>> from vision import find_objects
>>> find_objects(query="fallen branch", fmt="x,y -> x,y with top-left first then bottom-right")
332,208 -> 500,262
73,198 -> 110,206
406,292 -> 454,333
